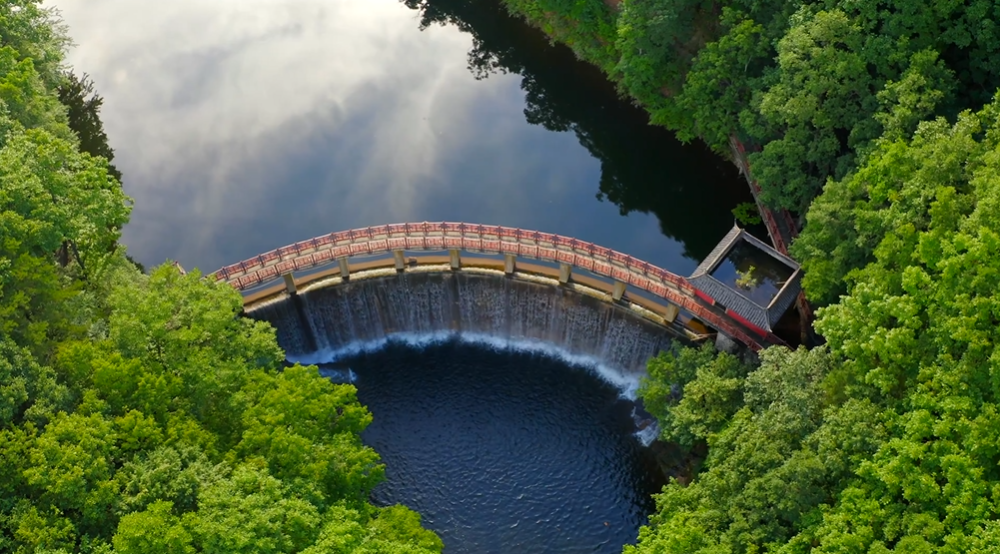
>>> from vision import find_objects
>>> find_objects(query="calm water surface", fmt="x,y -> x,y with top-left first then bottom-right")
53,0 -> 749,275
341,341 -> 666,554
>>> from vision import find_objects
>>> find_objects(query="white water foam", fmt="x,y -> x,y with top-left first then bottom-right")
630,406 -> 662,446
317,367 -> 358,384
287,331 -> 643,400
633,420 -> 661,447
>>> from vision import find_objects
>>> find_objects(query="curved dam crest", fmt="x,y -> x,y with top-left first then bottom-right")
217,222 -> 781,351
246,270 -> 677,397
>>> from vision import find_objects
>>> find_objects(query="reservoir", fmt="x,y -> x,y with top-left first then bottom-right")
54,0 -> 751,550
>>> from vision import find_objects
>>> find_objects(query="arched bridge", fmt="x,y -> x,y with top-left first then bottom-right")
211,222 -> 783,351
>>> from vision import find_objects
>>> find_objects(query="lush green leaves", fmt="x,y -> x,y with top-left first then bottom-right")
749,10 -> 879,210
640,344 -> 749,447
632,98 -> 1000,554
792,106 -> 985,305
0,9 -> 442,554
505,0 -> 1000,211
673,10 -> 770,150
0,46 -> 68,139
502,0 -> 619,72
0,257 -> 441,552
632,347 -> 871,554
0,1 -> 69,91
236,364 -> 382,505
114,501 -> 194,554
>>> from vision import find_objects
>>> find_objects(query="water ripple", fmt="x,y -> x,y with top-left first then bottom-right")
333,340 -> 667,554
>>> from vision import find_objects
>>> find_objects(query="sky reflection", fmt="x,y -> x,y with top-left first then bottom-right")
49,0 -> 736,275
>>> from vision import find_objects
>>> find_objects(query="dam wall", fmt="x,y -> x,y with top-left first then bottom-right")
246,270 -> 676,380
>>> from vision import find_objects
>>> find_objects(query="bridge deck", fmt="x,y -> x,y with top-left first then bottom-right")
212,222 -> 784,351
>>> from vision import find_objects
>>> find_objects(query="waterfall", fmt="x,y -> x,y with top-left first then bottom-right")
246,271 -> 675,396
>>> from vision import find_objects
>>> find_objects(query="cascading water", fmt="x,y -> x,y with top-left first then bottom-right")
246,271 -> 676,397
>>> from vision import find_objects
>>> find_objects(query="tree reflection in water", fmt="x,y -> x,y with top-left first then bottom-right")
401,0 -> 753,262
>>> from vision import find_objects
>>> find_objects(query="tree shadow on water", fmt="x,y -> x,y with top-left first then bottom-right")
400,0 -> 753,262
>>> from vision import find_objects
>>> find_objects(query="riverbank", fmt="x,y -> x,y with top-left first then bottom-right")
501,2 -> 1000,552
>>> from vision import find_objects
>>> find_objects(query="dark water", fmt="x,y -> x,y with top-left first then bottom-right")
400,0 -> 752,262
341,341 -> 666,554
710,241 -> 795,305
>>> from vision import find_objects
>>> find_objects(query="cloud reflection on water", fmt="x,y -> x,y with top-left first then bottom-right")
50,0 -> 685,273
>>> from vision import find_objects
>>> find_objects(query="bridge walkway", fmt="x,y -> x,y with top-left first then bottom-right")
212,223 -> 790,352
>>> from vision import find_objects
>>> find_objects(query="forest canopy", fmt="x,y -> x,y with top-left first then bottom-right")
0,2 -> 442,552
501,0 -> 999,212
632,99 -> 1000,552
630,56 -> 1000,554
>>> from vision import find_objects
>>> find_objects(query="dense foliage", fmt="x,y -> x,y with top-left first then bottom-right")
0,3 -> 442,552
792,101 -> 1000,304
489,2 -> 1000,548
501,0 -> 999,212
500,0 -> 620,73
633,98 -> 1000,553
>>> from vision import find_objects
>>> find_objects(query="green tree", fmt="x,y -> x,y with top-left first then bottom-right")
236,364 -> 382,505
747,10 -> 879,211
58,73 -> 122,182
792,106 -> 984,305
185,463 -> 321,554
628,347 -> 882,554
0,46 -> 69,138
674,11 -> 771,151
104,265 -> 281,443
640,343 -> 749,447
113,501 -> 194,554
0,8 -> 442,552
0,123 -> 131,353
0,0 -> 69,91
614,0 -> 713,132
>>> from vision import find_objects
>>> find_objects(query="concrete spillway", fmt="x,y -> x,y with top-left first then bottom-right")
245,271 -> 675,381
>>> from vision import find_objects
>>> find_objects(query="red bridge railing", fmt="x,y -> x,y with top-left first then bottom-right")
211,222 -> 770,351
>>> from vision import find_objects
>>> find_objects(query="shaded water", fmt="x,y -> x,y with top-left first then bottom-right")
337,341 -> 667,554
